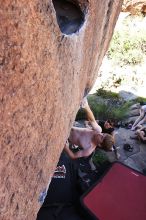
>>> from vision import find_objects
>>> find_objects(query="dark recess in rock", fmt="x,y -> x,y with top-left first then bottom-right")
52,0 -> 85,34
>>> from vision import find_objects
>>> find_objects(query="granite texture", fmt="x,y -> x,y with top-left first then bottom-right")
0,0 -> 122,219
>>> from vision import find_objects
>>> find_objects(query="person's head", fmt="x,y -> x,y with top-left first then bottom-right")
101,134 -> 114,151
104,119 -> 114,129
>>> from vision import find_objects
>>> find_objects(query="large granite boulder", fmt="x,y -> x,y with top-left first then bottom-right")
0,0 -> 122,219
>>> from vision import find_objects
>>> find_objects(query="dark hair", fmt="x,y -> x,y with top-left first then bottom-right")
106,119 -> 114,127
101,134 -> 114,151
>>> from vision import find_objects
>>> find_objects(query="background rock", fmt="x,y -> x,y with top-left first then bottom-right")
0,0 -> 122,219
123,116 -> 138,124
107,127 -> 146,172
129,103 -> 141,110
126,108 -> 140,117
122,0 -> 146,14
119,90 -> 138,101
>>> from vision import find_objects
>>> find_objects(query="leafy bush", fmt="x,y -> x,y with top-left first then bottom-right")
132,97 -> 146,105
88,95 -> 130,121
107,15 -> 146,66
76,95 -> 130,122
96,88 -> 119,99
111,102 -> 131,121
93,151 -> 108,165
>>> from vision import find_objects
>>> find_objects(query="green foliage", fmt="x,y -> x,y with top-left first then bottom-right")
132,97 -> 146,105
93,151 -> 108,165
75,97 -> 108,121
89,95 -> 130,121
76,95 -> 130,122
76,94 -> 137,123
96,88 -> 119,99
107,15 -> 146,66
90,103 -> 111,120
111,102 -> 131,121
87,96 -> 112,120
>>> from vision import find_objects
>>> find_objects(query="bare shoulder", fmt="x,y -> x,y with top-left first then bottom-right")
94,132 -> 103,138
92,132 -> 103,145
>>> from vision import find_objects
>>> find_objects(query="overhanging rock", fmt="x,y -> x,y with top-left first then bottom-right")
0,0 -> 123,219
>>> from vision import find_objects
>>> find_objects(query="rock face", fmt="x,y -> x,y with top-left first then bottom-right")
122,0 -> 146,14
0,0 -> 122,219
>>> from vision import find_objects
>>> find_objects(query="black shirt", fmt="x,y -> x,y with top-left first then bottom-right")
42,152 -> 79,205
